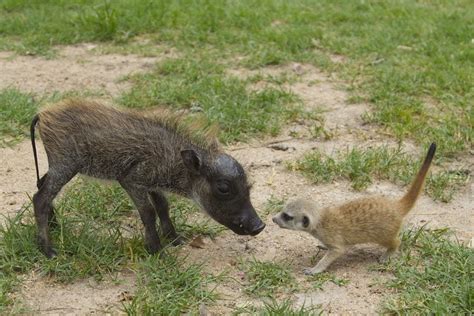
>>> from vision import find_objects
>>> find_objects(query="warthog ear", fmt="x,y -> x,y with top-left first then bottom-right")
181,149 -> 202,175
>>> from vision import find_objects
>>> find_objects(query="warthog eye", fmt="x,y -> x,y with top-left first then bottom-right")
282,212 -> 293,221
216,181 -> 230,195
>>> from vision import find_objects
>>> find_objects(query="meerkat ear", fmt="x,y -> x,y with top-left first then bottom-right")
302,216 -> 310,228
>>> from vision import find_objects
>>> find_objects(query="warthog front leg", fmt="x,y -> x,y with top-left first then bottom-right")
120,182 -> 162,255
149,191 -> 184,246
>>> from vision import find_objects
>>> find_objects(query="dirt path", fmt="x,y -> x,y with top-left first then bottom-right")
0,43 -> 168,97
0,46 -> 472,314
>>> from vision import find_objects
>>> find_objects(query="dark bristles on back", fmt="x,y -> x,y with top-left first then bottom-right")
125,104 -> 221,153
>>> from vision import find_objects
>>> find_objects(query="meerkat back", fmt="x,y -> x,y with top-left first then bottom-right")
322,196 -> 404,246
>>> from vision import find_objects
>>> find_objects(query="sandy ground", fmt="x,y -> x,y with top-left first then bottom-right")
0,43 -> 171,97
0,45 -> 472,315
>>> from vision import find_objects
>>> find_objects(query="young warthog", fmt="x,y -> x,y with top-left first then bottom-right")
30,99 -> 265,258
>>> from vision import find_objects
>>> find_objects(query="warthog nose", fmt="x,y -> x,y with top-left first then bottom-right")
249,222 -> 265,236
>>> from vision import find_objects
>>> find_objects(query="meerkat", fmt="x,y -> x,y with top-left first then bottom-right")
273,143 -> 436,275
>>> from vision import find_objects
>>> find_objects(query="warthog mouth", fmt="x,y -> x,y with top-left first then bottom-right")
230,221 -> 266,236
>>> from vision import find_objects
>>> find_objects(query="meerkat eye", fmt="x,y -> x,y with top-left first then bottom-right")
282,212 -> 293,221
302,216 -> 310,228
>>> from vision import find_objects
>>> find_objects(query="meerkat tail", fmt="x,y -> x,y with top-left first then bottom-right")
399,143 -> 436,215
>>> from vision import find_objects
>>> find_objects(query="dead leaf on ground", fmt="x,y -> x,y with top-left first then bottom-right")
189,235 -> 206,248
118,291 -> 134,302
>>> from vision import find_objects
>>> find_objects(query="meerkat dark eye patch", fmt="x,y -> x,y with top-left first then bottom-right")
302,216 -> 310,228
282,212 -> 293,221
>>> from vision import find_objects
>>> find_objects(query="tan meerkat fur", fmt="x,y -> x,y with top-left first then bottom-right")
273,143 -> 436,275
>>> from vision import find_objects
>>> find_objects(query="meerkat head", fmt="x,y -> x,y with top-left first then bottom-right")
272,198 -> 315,232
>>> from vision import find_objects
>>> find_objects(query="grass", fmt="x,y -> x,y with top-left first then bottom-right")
166,194 -> 226,240
95,37 -> 172,57
308,273 -> 349,291
0,1 -> 472,313
0,88 -> 110,145
0,181 -> 137,285
262,195 -> 285,216
233,299 -> 321,316
241,258 -> 296,298
0,89 -> 38,145
0,178 -> 223,312
119,54 -> 301,143
380,226 -> 473,314
0,57 -> 304,145
124,253 -> 220,315
0,187 -> 136,313
288,145 -> 470,202
0,272 -> 14,312
0,179 -> 224,281
1,0 -> 472,156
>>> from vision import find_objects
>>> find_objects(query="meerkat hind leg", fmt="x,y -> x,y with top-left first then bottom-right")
379,238 -> 401,263
304,248 -> 344,275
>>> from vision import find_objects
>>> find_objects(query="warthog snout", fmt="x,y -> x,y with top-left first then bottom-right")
248,221 -> 266,236
227,207 -> 266,236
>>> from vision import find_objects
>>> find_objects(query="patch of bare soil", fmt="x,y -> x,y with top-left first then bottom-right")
13,271 -> 135,315
193,141 -> 472,315
228,62 -> 370,138
0,141 -> 47,224
0,53 -> 472,315
0,43 -> 172,96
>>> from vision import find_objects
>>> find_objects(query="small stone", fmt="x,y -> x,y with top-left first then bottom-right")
85,44 -> 97,50
371,58 -> 385,65
118,291 -> 133,302
199,303 -> 209,316
190,102 -> 203,113
189,236 -> 206,249
237,271 -> 245,280
397,45 -> 413,51
292,63 -> 304,75
269,144 -> 289,151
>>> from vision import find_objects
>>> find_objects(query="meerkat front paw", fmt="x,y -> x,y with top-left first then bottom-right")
378,254 -> 389,263
379,251 -> 397,263
303,268 -> 314,275
303,267 -> 323,275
